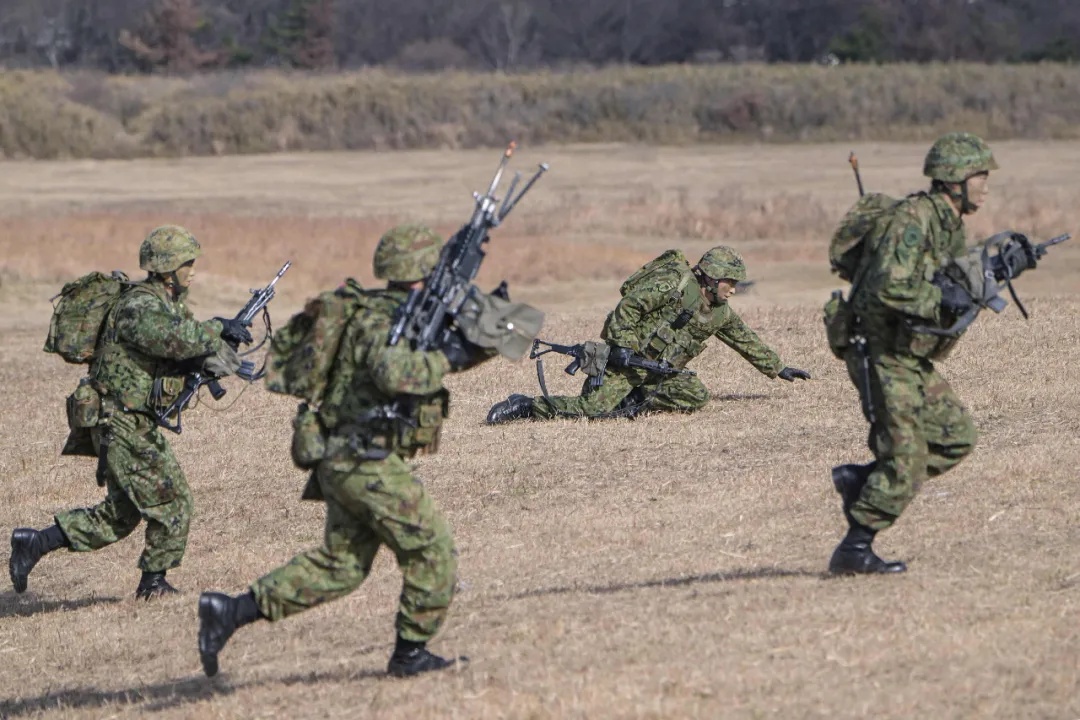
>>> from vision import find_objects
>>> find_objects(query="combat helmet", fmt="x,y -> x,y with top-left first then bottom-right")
374,224 -> 443,282
140,225 -> 202,274
696,246 -> 747,282
923,132 -> 999,183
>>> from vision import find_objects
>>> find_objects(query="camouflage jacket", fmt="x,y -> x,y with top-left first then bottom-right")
91,279 -> 223,413
852,191 -> 967,359
318,287 -> 453,453
600,258 -> 783,376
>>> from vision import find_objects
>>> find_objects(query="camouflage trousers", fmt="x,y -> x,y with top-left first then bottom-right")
55,410 -> 192,572
845,347 -> 977,531
251,446 -> 457,643
532,366 -> 709,419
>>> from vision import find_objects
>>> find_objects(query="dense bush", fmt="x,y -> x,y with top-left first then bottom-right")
2,63 -> 1080,159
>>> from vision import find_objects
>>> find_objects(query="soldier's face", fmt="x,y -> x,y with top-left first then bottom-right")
702,277 -> 737,304
965,172 -> 990,212
715,279 -> 738,301
173,261 -> 196,289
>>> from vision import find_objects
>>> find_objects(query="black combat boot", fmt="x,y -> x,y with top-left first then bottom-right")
831,462 -> 876,513
135,571 -> 180,600
9,525 -> 69,593
387,637 -> 457,678
828,521 -> 907,575
485,394 -> 535,425
198,590 -> 264,677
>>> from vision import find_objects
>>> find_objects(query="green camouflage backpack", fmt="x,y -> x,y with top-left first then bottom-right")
265,279 -> 367,477
829,193 -> 901,282
44,271 -> 132,364
620,249 -> 693,297
265,278 -> 365,404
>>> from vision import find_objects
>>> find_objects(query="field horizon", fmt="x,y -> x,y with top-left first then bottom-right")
0,142 -> 1077,719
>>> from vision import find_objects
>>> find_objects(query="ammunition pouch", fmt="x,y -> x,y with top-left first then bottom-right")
823,290 -> 856,360
62,378 -> 102,457
291,403 -> 327,469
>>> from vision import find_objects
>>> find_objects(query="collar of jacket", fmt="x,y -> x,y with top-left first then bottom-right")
926,190 -> 964,232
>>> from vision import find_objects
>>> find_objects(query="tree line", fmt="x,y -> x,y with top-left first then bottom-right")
1,0 -> 1077,74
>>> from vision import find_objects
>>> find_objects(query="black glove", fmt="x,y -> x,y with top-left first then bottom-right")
778,366 -> 811,382
441,329 -> 484,371
491,281 -> 511,301
215,317 -> 253,347
932,272 -> 974,315
990,233 -> 1038,281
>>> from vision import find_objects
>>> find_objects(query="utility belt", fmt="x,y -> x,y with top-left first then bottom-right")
335,422 -> 426,461
292,394 -> 446,469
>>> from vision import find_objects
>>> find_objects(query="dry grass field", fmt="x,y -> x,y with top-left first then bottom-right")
1,142 -> 1078,719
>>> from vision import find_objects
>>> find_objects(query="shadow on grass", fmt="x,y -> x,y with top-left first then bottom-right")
711,392 -> 770,402
0,592 -> 122,619
0,666 -> 387,717
509,566 -> 821,601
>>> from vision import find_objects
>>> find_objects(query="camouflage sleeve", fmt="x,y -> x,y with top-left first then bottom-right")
367,340 -> 452,396
868,210 -> 941,322
113,292 -> 224,361
603,269 -> 681,351
713,311 -> 784,377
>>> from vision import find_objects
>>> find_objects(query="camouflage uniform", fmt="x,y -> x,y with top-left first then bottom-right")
531,249 -> 785,419
9,225 -> 231,598
830,133 -> 997,574
844,190 -> 978,530
198,224 -> 477,680
250,284 -> 458,642
58,277 -> 224,572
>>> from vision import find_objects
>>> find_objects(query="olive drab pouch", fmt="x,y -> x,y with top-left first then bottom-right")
61,378 -> 102,457
578,341 -> 610,377
457,289 -> 545,360
265,279 -> 365,403
829,193 -> 901,281
291,402 -> 327,469
823,290 -> 855,359
44,271 -> 131,364
401,389 -> 450,454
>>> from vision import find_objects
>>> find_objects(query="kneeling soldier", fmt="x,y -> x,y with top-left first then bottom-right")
487,246 -> 809,423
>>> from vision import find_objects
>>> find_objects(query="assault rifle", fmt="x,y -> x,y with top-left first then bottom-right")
530,338 -> 695,396
155,261 -> 291,433
389,142 -> 548,353
913,232 -> 1070,337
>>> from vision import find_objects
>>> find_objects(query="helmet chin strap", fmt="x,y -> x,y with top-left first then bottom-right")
958,178 -> 978,215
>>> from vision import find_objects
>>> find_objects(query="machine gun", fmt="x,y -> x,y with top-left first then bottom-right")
389,142 -> 548,353
155,261 -> 291,433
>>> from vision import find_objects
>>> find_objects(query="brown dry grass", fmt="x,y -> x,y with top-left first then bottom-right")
0,143 -> 1078,719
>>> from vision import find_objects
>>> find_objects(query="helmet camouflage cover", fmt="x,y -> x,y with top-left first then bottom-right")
373,224 -> 443,282
923,132 -> 999,183
139,225 -> 202,273
697,246 -> 747,282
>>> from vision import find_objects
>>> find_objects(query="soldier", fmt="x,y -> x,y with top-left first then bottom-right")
828,133 -> 994,574
486,246 -> 809,423
197,225 -> 495,679
8,226 -> 247,599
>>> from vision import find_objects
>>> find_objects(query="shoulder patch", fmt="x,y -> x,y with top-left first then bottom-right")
903,226 -> 922,247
